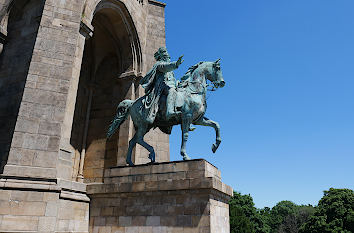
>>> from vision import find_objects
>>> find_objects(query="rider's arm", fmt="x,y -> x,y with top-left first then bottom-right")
157,61 -> 179,73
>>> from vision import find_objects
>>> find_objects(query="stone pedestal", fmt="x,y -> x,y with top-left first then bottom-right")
87,159 -> 233,233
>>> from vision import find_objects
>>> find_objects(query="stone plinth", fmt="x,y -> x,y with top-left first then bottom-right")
0,177 -> 89,232
87,159 -> 233,233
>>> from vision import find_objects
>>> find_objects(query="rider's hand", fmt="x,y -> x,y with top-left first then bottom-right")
176,55 -> 184,67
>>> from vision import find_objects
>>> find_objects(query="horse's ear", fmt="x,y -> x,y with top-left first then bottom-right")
215,58 -> 221,64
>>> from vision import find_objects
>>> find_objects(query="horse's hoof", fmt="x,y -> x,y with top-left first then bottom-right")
182,155 -> 191,161
189,126 -> 196,131
148,152 -> 155,163
212,144 -> 217,153
126,159 -> 134,166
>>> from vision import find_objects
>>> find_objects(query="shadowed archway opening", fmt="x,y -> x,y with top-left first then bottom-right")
70,2 -> 141,183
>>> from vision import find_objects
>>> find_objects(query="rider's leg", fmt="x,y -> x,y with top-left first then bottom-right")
166,87 -> 196,131
166,87 -> 180,120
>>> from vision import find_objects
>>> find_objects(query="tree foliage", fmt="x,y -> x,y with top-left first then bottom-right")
229,193 -> 315,233
229,191 -> 270,233
229,188 -> 353,233
300,188 -> 354,233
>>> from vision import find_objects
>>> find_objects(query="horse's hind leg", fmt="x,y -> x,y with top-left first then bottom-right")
137,138 -> 156,163
126,133 -> 138,166
134,127 -> 155,163
194,116 -> 221,153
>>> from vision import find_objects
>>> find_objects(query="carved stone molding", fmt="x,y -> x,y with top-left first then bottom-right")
0,175 -> 90,202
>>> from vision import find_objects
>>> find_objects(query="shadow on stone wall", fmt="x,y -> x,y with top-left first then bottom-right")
0,0 -> 44,173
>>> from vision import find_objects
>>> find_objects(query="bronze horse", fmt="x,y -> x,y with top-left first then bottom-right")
107,60 -> 225,166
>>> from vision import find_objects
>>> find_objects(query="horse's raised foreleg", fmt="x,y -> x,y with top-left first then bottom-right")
180,114 -> 192,160
194,116 -> 221,153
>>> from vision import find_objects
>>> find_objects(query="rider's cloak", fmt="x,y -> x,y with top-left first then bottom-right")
139,63 -> 165,125
139,61 -> 178,129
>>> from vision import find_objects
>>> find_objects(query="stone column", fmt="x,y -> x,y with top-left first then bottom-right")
0,1 -> 90,232
116,74 -> 137,166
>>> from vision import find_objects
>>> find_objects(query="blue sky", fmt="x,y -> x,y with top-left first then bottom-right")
164,0 -> 354,208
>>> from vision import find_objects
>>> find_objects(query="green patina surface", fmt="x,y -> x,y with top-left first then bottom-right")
107,47 -> 225,166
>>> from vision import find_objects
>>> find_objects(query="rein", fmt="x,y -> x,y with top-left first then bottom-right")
178,61 -> 219,94
179,80 -> 207,95
179,80 -> 217,94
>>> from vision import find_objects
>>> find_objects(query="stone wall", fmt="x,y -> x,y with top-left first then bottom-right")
0,0 -> 45,173
87,159 -> 233,232
0,177 -> 89,232
0,0 -> 186,232
1,0 -> 170,179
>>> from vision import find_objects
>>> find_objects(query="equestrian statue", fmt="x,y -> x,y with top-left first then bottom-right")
107,47 -> 225,166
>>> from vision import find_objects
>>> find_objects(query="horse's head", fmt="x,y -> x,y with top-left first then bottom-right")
205,59 -> 225,89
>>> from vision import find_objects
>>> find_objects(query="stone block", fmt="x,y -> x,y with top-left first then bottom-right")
43,192 -> 59,201
7,148 -> 35,166
111,166 -> 131,177
3,164 -> 57,178
0,201 -> 11,214
32,151 -> 58,168
160,216 -> 176,226
101,207 -> 114,216
11,190 -> 44,201
146,216 -> 160,226
15,116 -> 40,134
8,200 -> 45,216
57,219 -> 70,231
111,226 -> 125,233
45,201 -> 58,217
38,121 -> 61,136
0,215 -> 39,231
38,216 -> 56,231
131,181 -> 145,192
0,190 -> 10,201
119,216 -> 132,227
132,216 -> 146,226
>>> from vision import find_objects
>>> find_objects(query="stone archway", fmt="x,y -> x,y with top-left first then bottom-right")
70,0 -> 142,183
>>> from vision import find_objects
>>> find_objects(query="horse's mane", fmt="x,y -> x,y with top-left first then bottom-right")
180,61 -> 204,82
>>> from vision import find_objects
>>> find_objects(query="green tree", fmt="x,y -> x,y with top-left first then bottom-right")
257,201 -> 315,233
270,201 -> 298,230
229,191 -> 270,233
277,205 -> 315,233
300,188 -> 354,233
230,205 -> 254,233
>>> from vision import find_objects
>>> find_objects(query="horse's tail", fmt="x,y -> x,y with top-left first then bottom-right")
107,99 -> 134,139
